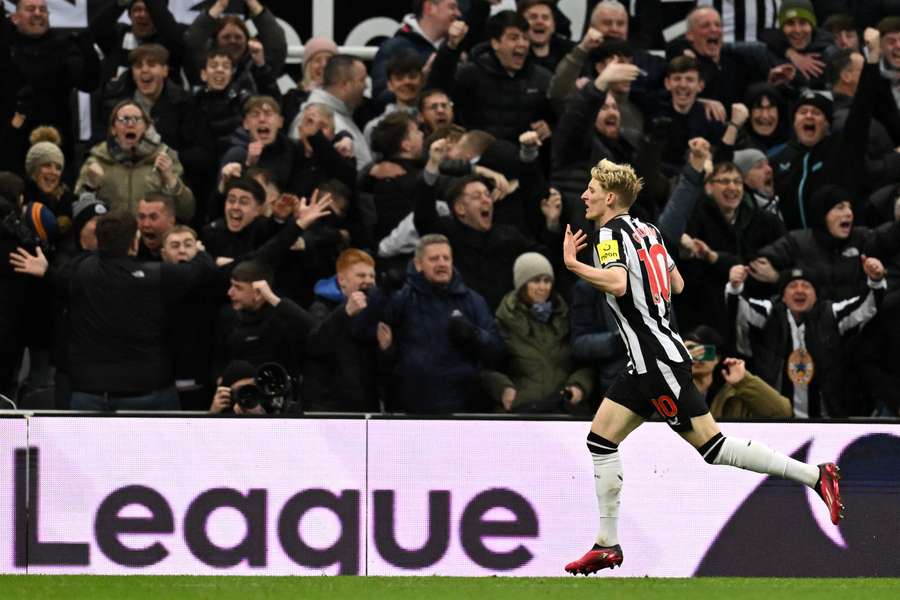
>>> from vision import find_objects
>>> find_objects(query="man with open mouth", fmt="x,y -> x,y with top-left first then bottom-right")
518,0 -> 574,73
760,0 -> 835,90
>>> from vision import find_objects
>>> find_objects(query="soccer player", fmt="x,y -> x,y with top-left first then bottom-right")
560,157 -> 843,575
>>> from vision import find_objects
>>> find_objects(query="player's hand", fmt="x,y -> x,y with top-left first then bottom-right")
728,264 -> 749,288
563,225 -> 588,269
862,255 -> 885,281
9,246 -> 48,277
748,257 -> 779,283
376,322 -> 393,351
447,20 -> 468,50
698,98 -> 727,123
721,358 -> 747,384
501,387 -> 517,411
210,386 -> 232,413
578,27 -> 603,51
345,290 -> 368,317
730,103 -> 749,128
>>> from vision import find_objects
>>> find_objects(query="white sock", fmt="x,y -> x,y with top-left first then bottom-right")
712,436 -> 819,487
592,451 -> 622,547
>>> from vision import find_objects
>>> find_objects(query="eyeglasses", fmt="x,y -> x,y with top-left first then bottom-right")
711,177 -> 743,186
116,115 -> 145,125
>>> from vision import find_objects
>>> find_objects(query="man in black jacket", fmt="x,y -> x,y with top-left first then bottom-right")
10,210 -> 215,410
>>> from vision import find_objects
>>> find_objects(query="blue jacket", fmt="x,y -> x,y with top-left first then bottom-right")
355,265 -> 504,414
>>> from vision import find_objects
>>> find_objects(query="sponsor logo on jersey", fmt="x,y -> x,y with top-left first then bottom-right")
597,240 -> 620,265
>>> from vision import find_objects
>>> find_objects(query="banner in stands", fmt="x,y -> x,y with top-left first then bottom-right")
4,419 -> 899,575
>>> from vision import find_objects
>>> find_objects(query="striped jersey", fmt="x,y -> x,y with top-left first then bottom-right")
593,214 -> 690,374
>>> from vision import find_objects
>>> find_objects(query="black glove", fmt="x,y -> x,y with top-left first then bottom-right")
447,310 -> 478,349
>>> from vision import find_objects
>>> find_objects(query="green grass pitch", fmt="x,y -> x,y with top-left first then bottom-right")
1,576 -> 899,599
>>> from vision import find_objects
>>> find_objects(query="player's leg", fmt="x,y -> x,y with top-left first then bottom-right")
565,397 -> 645,575
680,412 -> 843,524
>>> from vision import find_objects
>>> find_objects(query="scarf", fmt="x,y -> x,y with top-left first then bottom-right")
530,301 -> 553,323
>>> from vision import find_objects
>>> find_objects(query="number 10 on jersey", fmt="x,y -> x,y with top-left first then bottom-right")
637,244 -> 671,304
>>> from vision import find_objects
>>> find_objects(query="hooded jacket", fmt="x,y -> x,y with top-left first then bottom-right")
427,41 -> 553,142
297,88 -> 372,172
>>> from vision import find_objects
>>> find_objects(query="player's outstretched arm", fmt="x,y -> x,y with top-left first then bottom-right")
564,225 -> 628,296
670,265 -> 685,295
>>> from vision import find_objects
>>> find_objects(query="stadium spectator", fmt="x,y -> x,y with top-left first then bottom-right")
88,0 -> 185,84
1,0 -> 100,178
297,55 -> 372,172
481,252 -> 593,414
364,51 -> 425,145
733,148 -> 782,219
683,326 -> 792,419
417,89 -> 455,137
9,211 -> 214,411
742,83 -> 791,155
880,17 -> 900,112
76,100 -> 195,223
679,160 -> 785,334
518,0 -> 575,73
213,259 -> 315,381
695,0 -> 780,43
822,14 -> 860,50
829,48 -> 900,190
136,193 -> 176,260
209,359 -> 265,414
282,36 -> 338,128
303,249 -> 382,412
354,233 -> 504,414
757,185 -> 900,303
771,29 -> 881,231
21,126 -> 74,223
184,0 -> 286,95
586,0 -> 665,92
427,10 -> 554,145
759,0 -> 835,90
727,259 -> 886,417
371,0 -> 462,105
414,137 -> 562,310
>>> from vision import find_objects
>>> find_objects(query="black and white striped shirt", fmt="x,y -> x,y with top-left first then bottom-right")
696,0 -> 781,43
593,214 -> 691,375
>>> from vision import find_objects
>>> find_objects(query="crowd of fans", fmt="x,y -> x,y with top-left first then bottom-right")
1,0 -> 899,418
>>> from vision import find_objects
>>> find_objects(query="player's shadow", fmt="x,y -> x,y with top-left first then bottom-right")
695,434 -> 900,576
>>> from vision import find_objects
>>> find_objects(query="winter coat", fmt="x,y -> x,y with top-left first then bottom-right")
427,41 -> 554,143
771,62 -> 877,231
759,27 -> 834,90
708,372 -> 793,419
482,290 -> 593,413
832,92 -> 900,191
354,267 -> 505,414
359,157 -> 423,244
192,84 -> 252,159
75,133 -> 195,222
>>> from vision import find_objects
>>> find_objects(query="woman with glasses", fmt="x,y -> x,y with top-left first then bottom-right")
75,100 -> 195,222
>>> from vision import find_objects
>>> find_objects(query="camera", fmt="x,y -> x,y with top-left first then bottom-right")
232,362 -> 295,413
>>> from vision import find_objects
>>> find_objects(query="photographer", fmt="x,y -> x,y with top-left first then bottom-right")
209,360 -> 265,415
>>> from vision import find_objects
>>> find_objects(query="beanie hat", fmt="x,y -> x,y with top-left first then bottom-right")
779,267 -> 817,295
22,202 -> 59,244
25,126 -> 65,176
302,37 -> 338,64
221,360 -> 257,387
793,90 -> 833,125
513,252 -> 554,291
72,191 -> 109,245
732,148 -> 767,177
779,0 -> 817,28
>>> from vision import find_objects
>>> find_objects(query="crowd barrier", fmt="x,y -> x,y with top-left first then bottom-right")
2,415 -> 898,576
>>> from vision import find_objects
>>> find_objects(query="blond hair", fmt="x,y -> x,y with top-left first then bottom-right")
590,159 -> 643,207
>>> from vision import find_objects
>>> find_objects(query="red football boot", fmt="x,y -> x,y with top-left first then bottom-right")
815,462 -> 844,525
564,544 -> 623,575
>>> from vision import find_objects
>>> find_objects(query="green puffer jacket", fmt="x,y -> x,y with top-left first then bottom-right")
75,135 -> 195,222
482,290 -> 593,413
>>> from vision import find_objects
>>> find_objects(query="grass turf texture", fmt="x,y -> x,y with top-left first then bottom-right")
1,576 -> 899,599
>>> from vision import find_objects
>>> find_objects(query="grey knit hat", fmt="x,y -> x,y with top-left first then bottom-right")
513,252 -> 554,291
733,148 -> 767,177
25,126 -> 65,176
